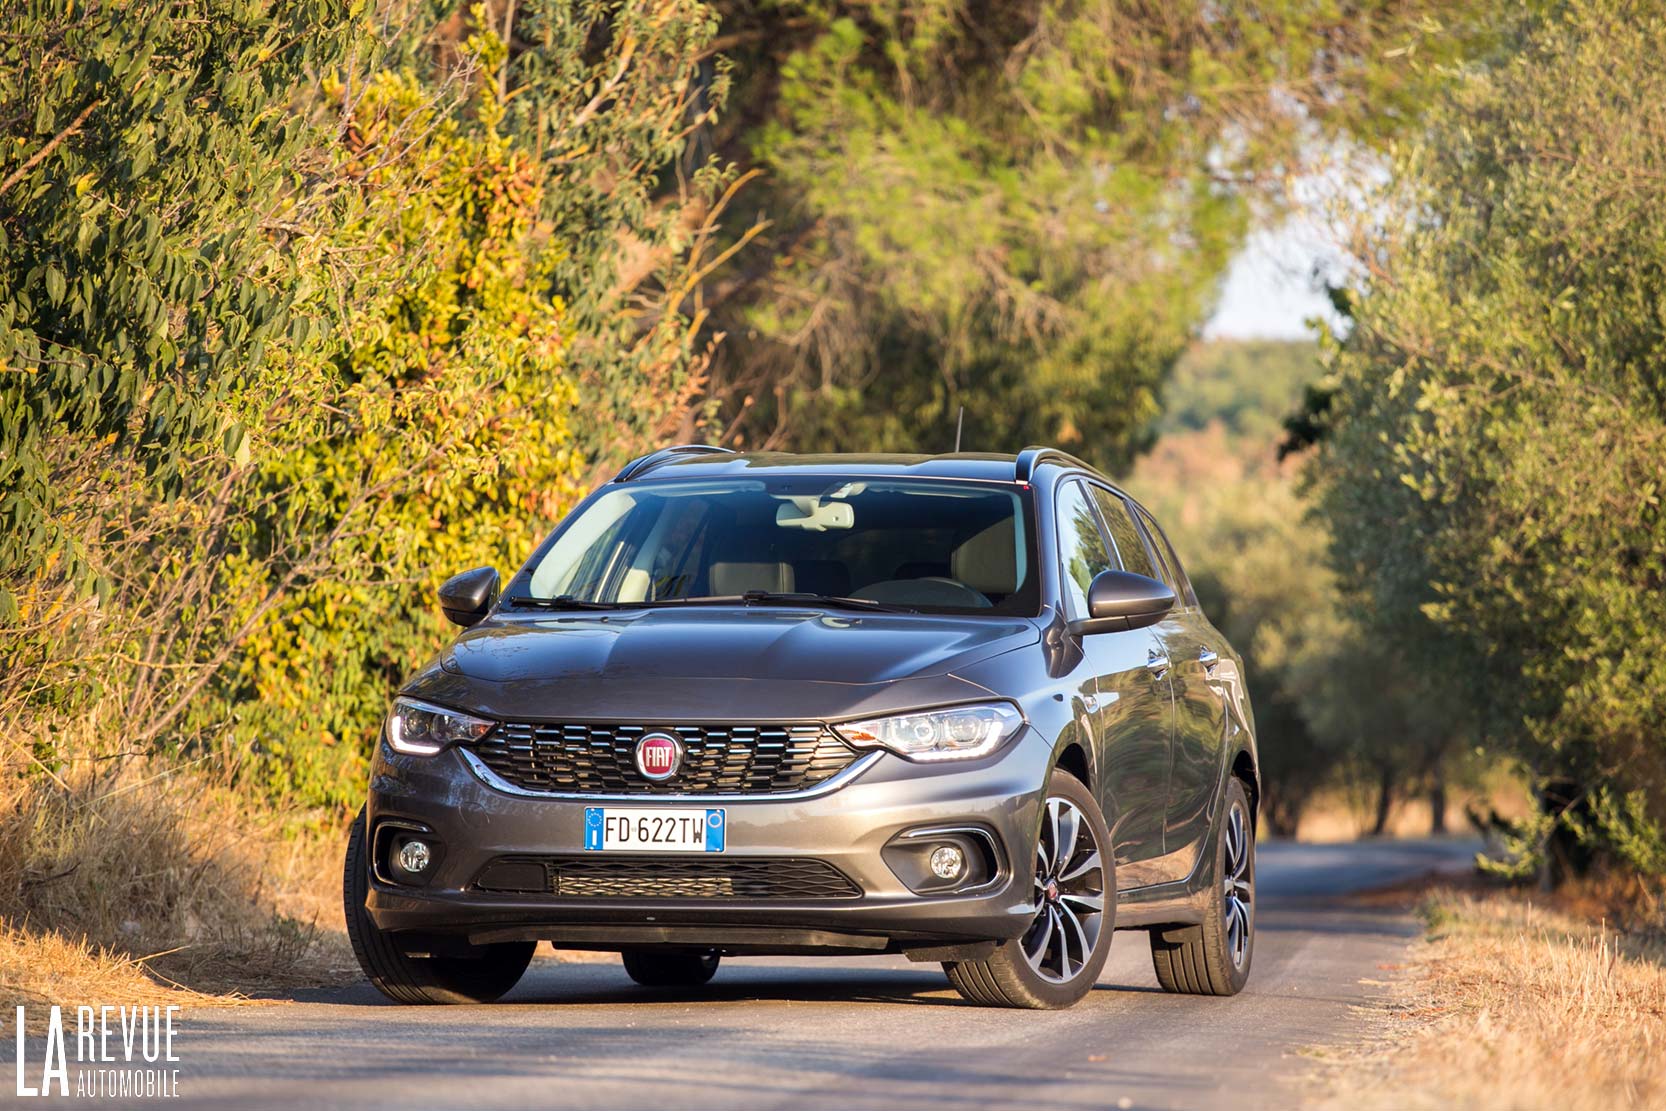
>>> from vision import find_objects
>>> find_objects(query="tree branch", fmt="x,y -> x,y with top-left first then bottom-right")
0,97 -> 101,199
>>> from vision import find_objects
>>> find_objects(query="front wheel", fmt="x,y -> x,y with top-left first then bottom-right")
1149,777 -> 1255,995
342,808 -> 535,1004
944,769 -> 1114,1009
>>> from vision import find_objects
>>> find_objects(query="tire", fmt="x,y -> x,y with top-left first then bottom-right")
621,949 -> 721,987
342,808 -> 535,1004
1149,777 -> 1255,996
943,769 -> 1114,1009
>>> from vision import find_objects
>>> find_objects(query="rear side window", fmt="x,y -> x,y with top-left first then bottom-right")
1133,504 -> 1198,608
1055,481 -> 1114,620
1088,486 -> 1156,579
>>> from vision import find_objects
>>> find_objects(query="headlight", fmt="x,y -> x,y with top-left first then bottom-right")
835,702 -> 1024,763
385,697 -> 494,756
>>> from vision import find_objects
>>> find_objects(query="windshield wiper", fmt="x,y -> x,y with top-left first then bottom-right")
645,591 -> 917,614
506,592 -> 918,614
501,594 -> 619,611
746,591 -> 919,614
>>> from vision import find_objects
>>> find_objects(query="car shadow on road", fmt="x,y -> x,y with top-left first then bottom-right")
511,964 -> 968,1007
279,957 -> 1174,1009
280,892 -> 1416,1010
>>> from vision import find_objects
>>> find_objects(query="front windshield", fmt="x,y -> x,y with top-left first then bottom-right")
507,477 -> 1038,616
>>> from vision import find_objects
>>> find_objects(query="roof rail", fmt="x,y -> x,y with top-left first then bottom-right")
1014,446 -> 1093,483
613,444 -> 736,483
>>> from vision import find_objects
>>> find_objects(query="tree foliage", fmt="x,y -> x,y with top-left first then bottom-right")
1134,340 -> 1462,835
5,0 -> 1599,844
1309,0 -> 1666,874
0,0 -> 352,616
229,36 -> 588,800
698,0 -> 1507,467
1,1 -> 726,811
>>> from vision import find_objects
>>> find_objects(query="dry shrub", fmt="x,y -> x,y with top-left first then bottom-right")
0,723 -> 350,1019
1312,888 -> 1666,1110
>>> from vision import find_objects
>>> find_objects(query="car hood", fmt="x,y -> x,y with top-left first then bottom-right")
401,606 -> 1040,722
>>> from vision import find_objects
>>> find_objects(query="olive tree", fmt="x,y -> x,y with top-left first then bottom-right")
1310,0 -> 1666,878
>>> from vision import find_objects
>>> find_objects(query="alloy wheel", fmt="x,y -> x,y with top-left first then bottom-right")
1222,800 -> 1253,970
1022,796 -> 1106,984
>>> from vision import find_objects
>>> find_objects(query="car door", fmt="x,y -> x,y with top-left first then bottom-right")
1055,479 -> 1173,889
1130,501 -> 1228,883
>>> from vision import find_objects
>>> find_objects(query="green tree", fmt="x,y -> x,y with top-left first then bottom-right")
696,0 -> 1508,468
1,2 -> 730,814
1136,339 -> 1465,835
220,5 -> 733,805
0,0 -> 351,617
502,0 -> 731,478
1158,341 -> 1327,445
226,38 -> 584,802
1309,0 -> 1666,877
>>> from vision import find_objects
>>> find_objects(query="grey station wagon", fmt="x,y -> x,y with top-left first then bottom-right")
344,447 -> 1259,1009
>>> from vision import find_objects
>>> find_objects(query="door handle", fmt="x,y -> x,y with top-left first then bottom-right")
1146,650 -> 1170,677
1199,648 -> 1219,673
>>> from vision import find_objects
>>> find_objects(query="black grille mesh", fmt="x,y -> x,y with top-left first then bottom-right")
474,856 -> 862,900
466,722 -> 862,795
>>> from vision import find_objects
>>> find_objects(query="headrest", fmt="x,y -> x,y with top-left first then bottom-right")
951,518 -> 1018,595
709,561 -> 795,596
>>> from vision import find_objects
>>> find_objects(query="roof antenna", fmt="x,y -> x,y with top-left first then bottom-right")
953,405 -> 965,453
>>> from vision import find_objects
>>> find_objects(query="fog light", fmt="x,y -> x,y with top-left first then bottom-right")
929,844 -> 965,880
397,839 -> 432,875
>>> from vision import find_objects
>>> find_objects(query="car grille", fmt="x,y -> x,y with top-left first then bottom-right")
473,856 -> 862,901
465,722 -> 863,795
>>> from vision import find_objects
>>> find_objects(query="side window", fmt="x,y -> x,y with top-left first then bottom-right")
1087,485 -> 1156,579
1055,481 -> 1114,620
1133,504 -> 1198,608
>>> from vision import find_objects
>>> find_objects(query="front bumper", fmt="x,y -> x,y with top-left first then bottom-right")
363,726 -> 1053,953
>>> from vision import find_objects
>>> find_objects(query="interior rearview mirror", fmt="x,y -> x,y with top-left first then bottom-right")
1069,570 -> 1176,636
438,566 -> 500,628
775,496 -> 855,531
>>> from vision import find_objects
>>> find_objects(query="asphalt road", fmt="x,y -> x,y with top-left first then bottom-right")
20,838 -> 1479,1111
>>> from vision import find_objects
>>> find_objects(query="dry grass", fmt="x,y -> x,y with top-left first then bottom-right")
0,924 -> 252,1033
0,742 -> 352,1028
1309,886 -> 1666,1110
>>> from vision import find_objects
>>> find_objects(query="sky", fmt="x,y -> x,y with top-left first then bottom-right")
1204,217 -> 1349,341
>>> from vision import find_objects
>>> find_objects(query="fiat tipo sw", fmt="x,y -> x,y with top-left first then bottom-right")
344,447 -> 1259,1009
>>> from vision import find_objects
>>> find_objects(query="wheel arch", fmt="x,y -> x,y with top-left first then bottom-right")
1230,747 -> 1259,827
1053,739 -> 1092,792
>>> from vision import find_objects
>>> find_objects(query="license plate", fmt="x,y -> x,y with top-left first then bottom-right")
583,807 -> 726,853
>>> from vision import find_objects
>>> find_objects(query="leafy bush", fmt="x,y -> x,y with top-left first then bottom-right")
230,41 -> 584,804
1,3 -> 725,814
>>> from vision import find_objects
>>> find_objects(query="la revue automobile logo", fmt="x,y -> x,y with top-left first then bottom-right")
634,733 -> 682,781
10,1004 -> 181,1099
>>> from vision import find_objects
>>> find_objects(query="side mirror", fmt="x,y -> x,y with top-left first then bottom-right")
1069,570 -> 1176,636
438,566 -> 500,628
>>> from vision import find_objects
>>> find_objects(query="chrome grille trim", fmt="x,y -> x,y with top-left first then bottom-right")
457,744 -> 881,801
